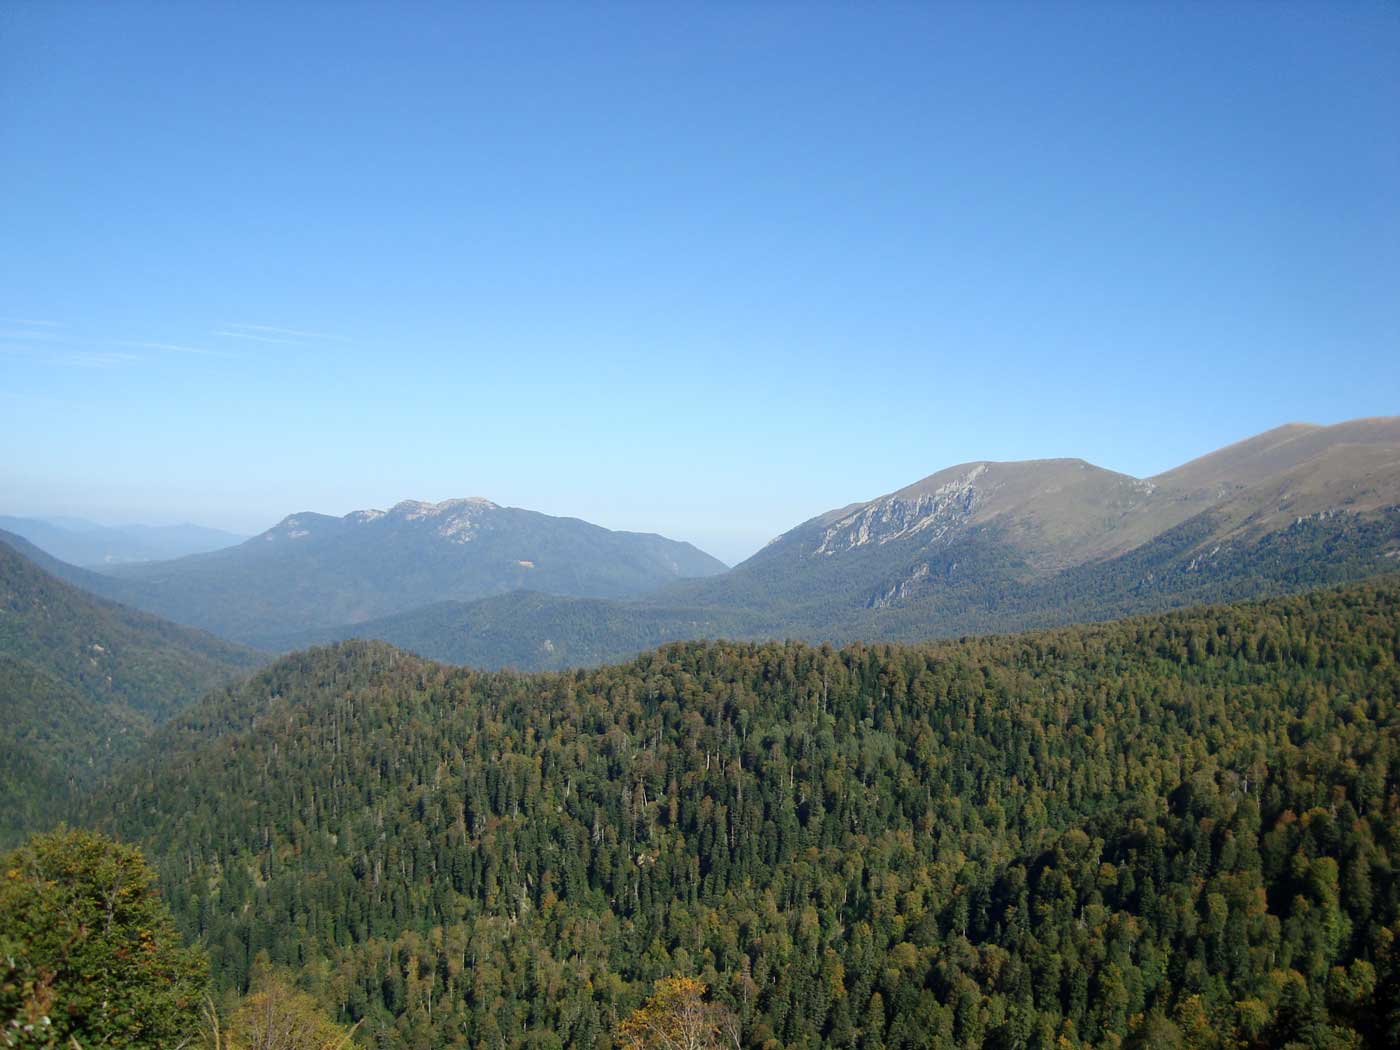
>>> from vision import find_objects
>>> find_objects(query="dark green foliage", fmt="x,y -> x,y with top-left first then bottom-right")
0,657 -> 146,847
0,537 -> 262,722
0,827 -> 207,1047
0,537 -> 263,844
267,590 -> 761,671
94,577 -> 1400,1047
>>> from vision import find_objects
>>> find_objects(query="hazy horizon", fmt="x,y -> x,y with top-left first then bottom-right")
4,4 -> 1397,567
4,410 -> 1394,567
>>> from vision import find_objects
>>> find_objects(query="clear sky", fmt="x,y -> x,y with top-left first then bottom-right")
2,3 -> 1397,565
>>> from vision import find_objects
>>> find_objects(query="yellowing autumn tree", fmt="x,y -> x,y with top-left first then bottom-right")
204,970 -> 357,1050
617,976 -> 739,1050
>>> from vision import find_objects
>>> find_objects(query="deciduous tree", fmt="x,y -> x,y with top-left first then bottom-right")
617,976 -> 738,1050
0,827 -> 206,1048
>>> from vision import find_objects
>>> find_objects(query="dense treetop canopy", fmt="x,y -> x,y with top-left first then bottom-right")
84,577 -> 1400,1048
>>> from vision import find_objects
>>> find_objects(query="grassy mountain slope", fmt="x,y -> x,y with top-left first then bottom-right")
98,498 -> 727,643
882,457 -> 1167,566
740,417 -> 1400,600
94,578 -> 1400,1048
0,535 -> 264,843
1152,416 -> 1400,493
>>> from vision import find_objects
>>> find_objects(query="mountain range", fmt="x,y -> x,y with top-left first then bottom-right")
4,417 -> 1400,1046
0,515 -> 246,566
74,498 -> 728,644
12,416 -> 1400,671
274,416 -> 1400,668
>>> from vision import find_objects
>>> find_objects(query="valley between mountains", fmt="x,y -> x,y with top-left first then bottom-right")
37,416 -> 1391,671
4,416 -> 1400,1049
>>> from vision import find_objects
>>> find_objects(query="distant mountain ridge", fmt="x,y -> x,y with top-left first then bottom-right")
278,417 -> 1400,668
92,497 -> 728,643
0,516 -> 245,566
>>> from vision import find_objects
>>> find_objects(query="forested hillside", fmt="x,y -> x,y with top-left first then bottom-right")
96,577 -> 1400,1048
0,537 -> 263,844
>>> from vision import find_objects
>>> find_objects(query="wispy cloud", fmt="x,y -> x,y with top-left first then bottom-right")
4,341 -> 143,368
65,351 -> 144,368
112,340 -> 235,358
0,389 -> 73,407
213,329 -> 303,345
0,329 -> 62,341
2,321 -> 237,368
217,322 -> 348,343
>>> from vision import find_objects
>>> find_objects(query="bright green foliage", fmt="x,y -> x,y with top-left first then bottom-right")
96,579 -> 1400,1047
0,827 -> 208,1048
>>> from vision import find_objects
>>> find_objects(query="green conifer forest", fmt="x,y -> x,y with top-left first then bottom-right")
57,577 -> 1400,1048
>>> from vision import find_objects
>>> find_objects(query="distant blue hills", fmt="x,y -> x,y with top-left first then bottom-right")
0,516 -> 247,567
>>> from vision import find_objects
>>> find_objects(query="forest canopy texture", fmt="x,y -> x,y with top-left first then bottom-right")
71,576 -> 1400,1049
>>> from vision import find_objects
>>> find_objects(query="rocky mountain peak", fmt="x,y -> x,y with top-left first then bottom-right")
387,497 -> 499,519
370,498 -> 504,543
815,464 -> 987,556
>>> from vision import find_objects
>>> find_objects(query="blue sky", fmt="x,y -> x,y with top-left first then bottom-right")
2,3 -> 1397,565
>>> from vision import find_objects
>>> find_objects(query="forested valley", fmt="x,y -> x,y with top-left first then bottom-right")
7,577 -> 1395,1047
